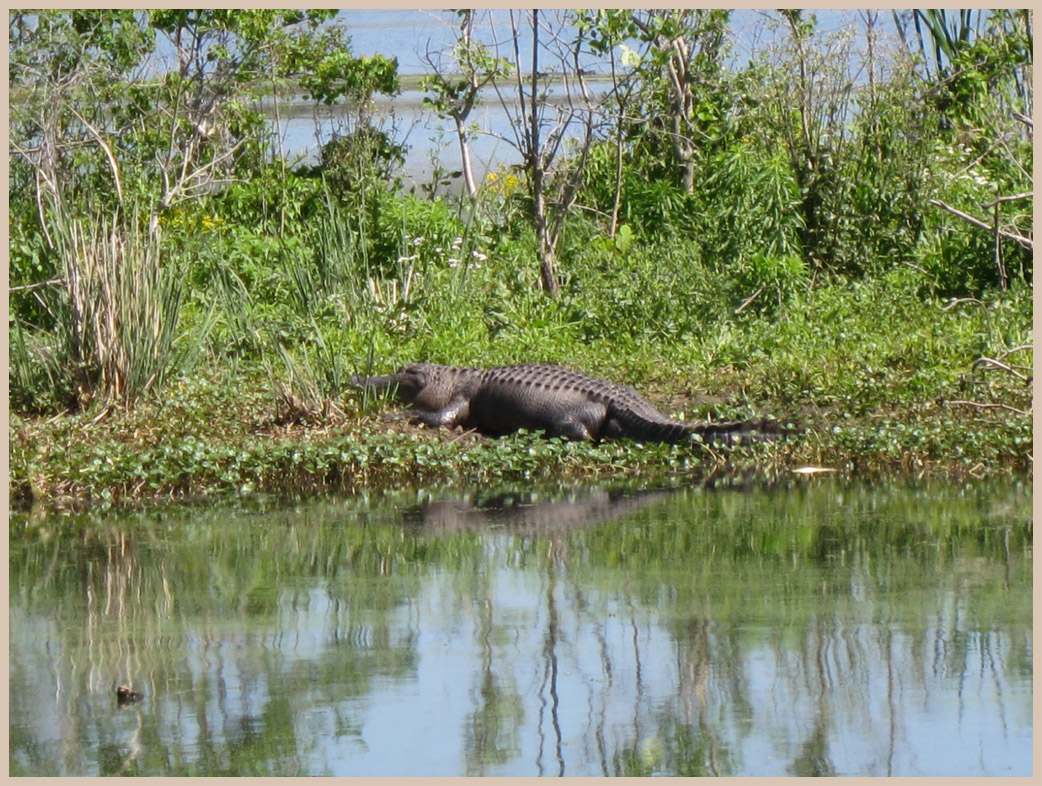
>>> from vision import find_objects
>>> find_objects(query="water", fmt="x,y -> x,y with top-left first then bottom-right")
9,476 -> 1031,776
263,9 -> 901,182
268,79 -> 613,191
334,9 -> 896,78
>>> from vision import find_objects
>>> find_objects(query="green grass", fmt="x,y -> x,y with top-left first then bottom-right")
11,267 -> 1031,508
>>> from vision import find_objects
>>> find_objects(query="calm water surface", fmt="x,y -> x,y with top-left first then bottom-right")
9,477 -> 1032,776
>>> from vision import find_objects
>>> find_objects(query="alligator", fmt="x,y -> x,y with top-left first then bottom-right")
352,363 -> 790,445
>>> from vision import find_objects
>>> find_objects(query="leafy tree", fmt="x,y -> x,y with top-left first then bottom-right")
8,9 -> 401,410
421,9 -> 513,200
626,10 -> 732,193
897,9 -> 1033,292
462,10 -> 604,295
574,10 -> 641,238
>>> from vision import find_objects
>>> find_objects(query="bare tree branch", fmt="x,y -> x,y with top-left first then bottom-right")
948,400 -> 1031,416
1012,110 -> 1032,127
928,199 -> 1033,250
67,105 -> 124,205
9,277 -> 67,293
972,356 -> 1030,382
982,192 -> 1032,208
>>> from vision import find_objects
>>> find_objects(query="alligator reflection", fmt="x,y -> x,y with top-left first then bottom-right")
404,488 -> 675,536
8,478 -> 1033,776
402,467 -> 776,536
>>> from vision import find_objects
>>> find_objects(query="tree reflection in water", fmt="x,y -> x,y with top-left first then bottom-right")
9,477 -> 1032,776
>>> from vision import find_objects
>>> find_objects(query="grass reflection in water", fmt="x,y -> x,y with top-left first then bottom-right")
8,477 -> 1032,776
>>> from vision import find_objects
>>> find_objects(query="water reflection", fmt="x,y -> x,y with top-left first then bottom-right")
9,478 -> 1032,776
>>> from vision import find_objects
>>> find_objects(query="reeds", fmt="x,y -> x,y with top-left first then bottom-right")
11,209 -> 185,410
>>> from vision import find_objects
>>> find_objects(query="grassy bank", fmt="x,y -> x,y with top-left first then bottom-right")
10,272 -> 1031,509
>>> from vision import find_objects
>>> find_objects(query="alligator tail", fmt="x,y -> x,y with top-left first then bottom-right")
688,417 -> 796,445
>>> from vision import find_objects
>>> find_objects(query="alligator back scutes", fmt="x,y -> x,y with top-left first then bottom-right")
481,364 -> 671,418
481,360 -> 691,429
480,364 -> 610,392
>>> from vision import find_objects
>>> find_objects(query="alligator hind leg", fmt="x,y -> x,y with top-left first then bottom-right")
548,401 -> 608,441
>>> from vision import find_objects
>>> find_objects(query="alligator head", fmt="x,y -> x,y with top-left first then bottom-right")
352,364 -> 424,403
352,363 -> 472,412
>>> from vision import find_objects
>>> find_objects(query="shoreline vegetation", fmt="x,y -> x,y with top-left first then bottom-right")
11,285 -> 1032,507
9,10 -> 1032,509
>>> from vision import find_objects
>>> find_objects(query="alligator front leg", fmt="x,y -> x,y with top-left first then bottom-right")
411,396 -> 472,430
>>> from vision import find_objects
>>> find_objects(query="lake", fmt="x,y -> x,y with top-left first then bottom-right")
9,475 -> 1032,776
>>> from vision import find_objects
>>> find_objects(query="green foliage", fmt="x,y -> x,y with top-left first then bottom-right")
591,10 -> 1031,293
729,254 -> 809,316
9,10 -> 154,83
8,11 -> 1034,500
9,319 -> 76,414
565,237 -> 723,343
321,127 -> 407,197
837,66 -> 935,274
297,43 -> 399,106
200,187 -> 474,418
580,141 -> 698,239
622,10 -> 733,190
906,11 -> 1032,294
8,10 -> 403,411
698,140 -> 805,267
911,9 -> 976,80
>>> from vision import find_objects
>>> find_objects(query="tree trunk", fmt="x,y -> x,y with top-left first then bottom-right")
609,49 -> 625,237
528,11 -> 557,296
532,152 -> 558,295
538,245 -> 558,296
454,115 -> 478,200
667,37 -> 696,192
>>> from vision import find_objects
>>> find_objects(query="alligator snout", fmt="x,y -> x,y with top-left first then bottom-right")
351,373 -> 398,390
